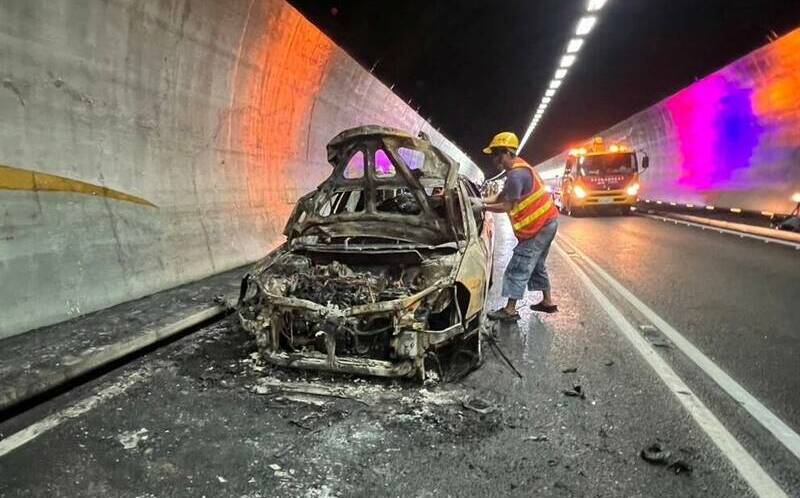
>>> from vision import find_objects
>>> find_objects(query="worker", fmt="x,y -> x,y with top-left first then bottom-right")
475,131 -> 560,321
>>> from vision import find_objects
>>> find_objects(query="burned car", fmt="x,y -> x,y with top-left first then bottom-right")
238,126 -> 493,380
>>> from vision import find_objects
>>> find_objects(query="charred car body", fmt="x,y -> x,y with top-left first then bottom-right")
238,126 -> 493,380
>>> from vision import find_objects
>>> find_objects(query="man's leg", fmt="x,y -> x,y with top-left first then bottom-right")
528,221 -> 558,311
490,238 -> 538,320
529,250 -> 553,305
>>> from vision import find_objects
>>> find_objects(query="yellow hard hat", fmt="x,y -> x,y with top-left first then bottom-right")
483,131 -> 520,154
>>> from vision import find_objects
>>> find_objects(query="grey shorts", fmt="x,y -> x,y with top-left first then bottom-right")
501,219 -> 558,300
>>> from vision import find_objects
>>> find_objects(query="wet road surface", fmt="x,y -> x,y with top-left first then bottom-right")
1,214 -> 797,497
558,213 -> 800,433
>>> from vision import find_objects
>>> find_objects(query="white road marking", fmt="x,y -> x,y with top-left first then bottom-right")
558,232 -> 800,462
0,369 -> 150,457
639,213 -> 800,250
554,241 -> 788,498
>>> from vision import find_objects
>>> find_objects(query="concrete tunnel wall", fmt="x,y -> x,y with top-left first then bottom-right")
536,28 -> 800,215
0,0 -> 482,339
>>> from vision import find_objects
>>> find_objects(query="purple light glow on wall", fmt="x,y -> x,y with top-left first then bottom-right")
666,75 -> 763,191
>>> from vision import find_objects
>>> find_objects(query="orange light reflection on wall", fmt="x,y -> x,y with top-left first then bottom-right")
232,3 -> 335,226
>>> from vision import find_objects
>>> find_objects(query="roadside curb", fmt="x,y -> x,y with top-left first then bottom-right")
639,211 -> 800,249
0,302 -> 232,415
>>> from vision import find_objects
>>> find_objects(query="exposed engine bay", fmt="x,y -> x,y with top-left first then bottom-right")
238,247 -> 472,379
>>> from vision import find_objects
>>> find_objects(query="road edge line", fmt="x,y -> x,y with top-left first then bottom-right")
554,241 -> 788,498
0,369 -> 152,457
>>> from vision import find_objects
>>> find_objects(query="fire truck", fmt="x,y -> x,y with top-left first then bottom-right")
554,137 -> 649,216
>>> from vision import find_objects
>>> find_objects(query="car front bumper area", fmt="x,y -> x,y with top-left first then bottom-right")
260,350 -> 417,377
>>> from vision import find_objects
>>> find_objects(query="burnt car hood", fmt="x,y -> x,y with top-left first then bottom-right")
283,126 -> 465,246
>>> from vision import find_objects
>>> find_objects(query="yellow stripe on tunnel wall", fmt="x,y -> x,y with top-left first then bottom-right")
0,164 -> 156,207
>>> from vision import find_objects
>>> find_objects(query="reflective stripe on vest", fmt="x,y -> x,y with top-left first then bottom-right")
513,199 -> 555,231
507,158 -> 557,238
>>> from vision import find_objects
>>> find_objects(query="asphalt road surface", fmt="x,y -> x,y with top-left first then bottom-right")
0,213 -> 798,497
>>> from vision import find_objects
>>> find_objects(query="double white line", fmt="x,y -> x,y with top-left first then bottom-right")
556,233 -> 796,497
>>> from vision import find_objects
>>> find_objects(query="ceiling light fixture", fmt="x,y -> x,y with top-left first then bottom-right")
566,38 -> 584,54
575,16 -> 597,36
587,0 -> 608,12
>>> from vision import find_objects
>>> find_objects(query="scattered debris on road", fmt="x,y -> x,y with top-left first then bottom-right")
640,442 -> 672,464
667,460 -> 693,475
462,396 -> 497,415
116,428 -> 149,450
562,384 -> 586,400
641,442 -> 695,476
524,435 -> 549,442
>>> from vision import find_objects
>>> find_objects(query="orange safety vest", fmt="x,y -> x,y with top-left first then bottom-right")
507,158 -> 558,240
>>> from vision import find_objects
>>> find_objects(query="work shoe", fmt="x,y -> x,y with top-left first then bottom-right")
487,308 -> 520,322
530,302 -> 559,313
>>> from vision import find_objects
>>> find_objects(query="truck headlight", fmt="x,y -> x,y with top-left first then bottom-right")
574,185 -> 587,199
626,183 -> 640,196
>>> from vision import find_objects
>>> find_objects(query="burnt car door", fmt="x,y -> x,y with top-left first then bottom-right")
456,178 -> 492,315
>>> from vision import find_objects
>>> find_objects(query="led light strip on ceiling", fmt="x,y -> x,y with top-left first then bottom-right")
518,0 -> 608,153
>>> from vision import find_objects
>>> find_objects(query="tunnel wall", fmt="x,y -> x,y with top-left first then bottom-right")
536,28 -> 800,214
0,0 -> 481,339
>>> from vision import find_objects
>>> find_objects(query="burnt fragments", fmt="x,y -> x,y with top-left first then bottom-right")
269,257 -> 419,308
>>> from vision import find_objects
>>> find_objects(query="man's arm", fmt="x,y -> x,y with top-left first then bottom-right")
483,199 -> 512,212
480,168 -> 525,213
